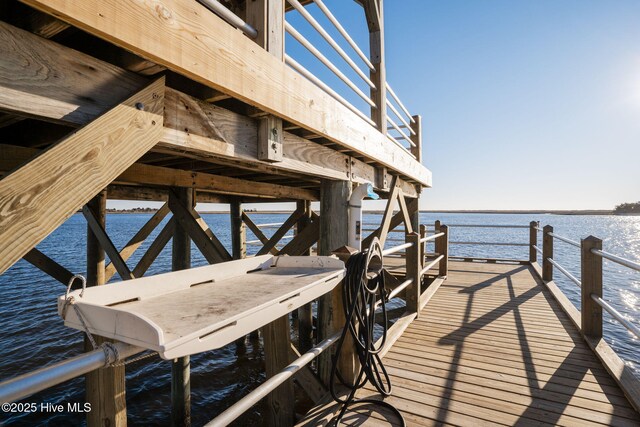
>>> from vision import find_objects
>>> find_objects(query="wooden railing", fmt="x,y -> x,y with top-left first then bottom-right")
540,226 -> 640,339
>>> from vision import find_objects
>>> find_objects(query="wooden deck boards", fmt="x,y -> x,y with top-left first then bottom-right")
299,261 -> 640,426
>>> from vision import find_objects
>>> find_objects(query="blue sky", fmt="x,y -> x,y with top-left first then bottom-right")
114,0 -> 640,211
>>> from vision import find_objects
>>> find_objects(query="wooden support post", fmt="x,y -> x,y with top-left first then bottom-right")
0,77 -> 164,275
439,225 -> 449,277
230,200 -> 246,259
410,115 -> 422,162
581,236 -> 603,338
317,180 -> 355,385
296,201 -> 313,351
419,224 -> 427,265
365,0 -> 386,132
85,190 -> 127,427
543,225 -> 553,281
262,316 -> 294,426
246,0 -> 284,162
529,221 -> 538,263
170,187 -> 193,427
405,232 -> 421,316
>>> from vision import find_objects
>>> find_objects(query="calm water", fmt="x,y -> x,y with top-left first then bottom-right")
0,212 -> 638,426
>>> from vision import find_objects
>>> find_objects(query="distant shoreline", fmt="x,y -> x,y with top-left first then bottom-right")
105,209 -> 623,215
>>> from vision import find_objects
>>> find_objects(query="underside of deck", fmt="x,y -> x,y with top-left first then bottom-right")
299,261 -> 640,426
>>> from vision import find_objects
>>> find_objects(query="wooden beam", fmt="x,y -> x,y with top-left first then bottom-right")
104,203 -> 170,281
256,208 -> 305,255
376,176 -> 401,248
19,0 -> 431,185
168,192 -> 231,264
83,205 -> 135,281
170,188 -> 193,427
241,212 -> 278,255
0,21 -> 147,124
278,212 -> 320,256
84,190 -> 127,427
118,163 -> 318,201
132,219 -> 176,278
0,77 -> 164,275
360,197 -> 417,249
0,23 -> 426,191
581,236 -> 603,338
396,190 -> 414,234
23,247 -> 73,285
246,0 -> 285,163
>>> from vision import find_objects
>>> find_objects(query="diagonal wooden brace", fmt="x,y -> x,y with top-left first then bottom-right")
0,77 -> 165,275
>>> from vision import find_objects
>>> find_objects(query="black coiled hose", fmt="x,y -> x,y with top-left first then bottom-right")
329,238 -> 405,426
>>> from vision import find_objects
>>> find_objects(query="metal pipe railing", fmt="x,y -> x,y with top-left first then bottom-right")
450,241 -> 529,247
285,55 -> 376,127
382,242 -> 413,256
386,133 -> 416,157
420,232 -> 445,243
386,117 -> 415,147
198,0 -> 258,38
285,23 -> 375,107
420,255 -> 444,276
548,232 -> 580,248
591,294 -> 640,339
205,330 -> 341,426
385,83 -> 414,123
533,245 -> 543,255
386,100 -> 416,136
255,222 -> 285,228
547,258 -> 582,288
0,343 -> 142,404
592,249 -> 640,273
286,0 -> 376,89
447,224 -> 530,229
311,0 -> 375,71
387,279 -> 413,301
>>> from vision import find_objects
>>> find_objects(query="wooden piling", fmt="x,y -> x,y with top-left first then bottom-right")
529,221 -> 538,263
439,225 -> 449,277
230,200 -> 246,260
317,180 -> 355,385
543,225 -> 553,281
581,236 -> 603,338
85,189 -> 127,427
405,232 -> 421,316
171,187 -> 193,427
296,200 -> 313,351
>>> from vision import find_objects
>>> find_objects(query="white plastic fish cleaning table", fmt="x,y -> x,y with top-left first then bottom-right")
58,255 -> 345,359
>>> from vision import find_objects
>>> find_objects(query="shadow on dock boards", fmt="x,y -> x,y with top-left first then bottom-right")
313,261 -> 640,426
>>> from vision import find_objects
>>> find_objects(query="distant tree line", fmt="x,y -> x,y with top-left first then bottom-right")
613,202 -> 640,215
106,207 -> 158,213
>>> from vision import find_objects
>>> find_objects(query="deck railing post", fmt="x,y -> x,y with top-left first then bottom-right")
419,224 -> 426,265
410,115 -> 422,162
542,225 -> 553,281
85,189 -> 127,427
405,232 -> 421,316
529,221 -> 538,263
581,236 -> 603,338
439,225 -> 449,277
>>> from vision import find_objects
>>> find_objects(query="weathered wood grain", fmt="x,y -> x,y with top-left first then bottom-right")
19,0 -> 431,186
0,78 -> 164,275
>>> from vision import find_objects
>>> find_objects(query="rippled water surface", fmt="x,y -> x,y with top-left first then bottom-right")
0,212 -> 638,426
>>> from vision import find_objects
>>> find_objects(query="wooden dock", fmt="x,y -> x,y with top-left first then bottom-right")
299,261 -> 640,426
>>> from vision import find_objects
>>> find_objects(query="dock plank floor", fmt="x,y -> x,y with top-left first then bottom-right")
298,261 -> 640,426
